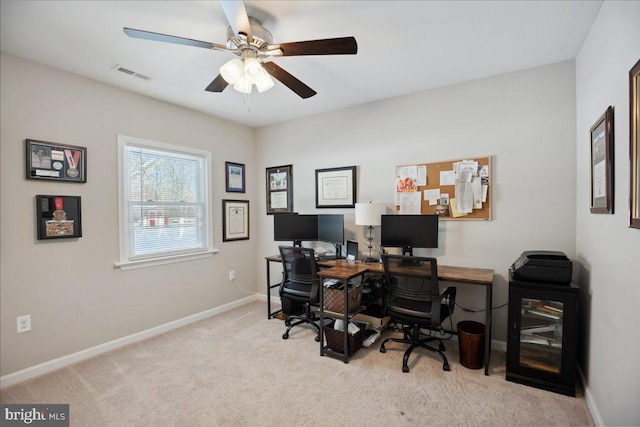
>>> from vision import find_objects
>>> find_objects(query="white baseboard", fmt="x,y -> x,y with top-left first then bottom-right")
577,365 -> 603,426
0,294 -> 262,389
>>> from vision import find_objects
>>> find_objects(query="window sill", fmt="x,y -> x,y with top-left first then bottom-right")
114,249 -> 219,271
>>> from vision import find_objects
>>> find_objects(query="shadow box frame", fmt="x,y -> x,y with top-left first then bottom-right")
315,165 -> 357,208
26,139 -> 87,183
222,199 -> 250,242
265,164 -> 293,215
36,195 -> 82,240
590,106 -> 614,214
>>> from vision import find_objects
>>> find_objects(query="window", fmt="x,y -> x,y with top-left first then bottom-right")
115,135 -> 215,270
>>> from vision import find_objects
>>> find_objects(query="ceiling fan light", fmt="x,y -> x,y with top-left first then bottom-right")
255,67 -> 275,93
233,76 -> 252,94
244,57 -> 262,78
220,58 -> 244,84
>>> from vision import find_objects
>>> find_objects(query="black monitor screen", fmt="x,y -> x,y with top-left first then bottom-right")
317,214 -> 344,246
381,214 -> 438,252
274,214 -> 318,243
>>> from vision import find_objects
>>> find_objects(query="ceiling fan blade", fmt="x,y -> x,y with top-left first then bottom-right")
269,37 -> 358,56
219,0 -> 253,43
263,62 -> 317,99
123,28 -> 227,51
204,74 -> 229,92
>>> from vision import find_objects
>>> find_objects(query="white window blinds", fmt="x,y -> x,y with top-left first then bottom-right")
117,135 -> 212,267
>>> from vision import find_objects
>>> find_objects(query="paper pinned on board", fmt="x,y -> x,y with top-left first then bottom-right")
398,192 -> 422,214
440,170 -> 455,186
424,188 -> 440,205
450,198 -> 468,218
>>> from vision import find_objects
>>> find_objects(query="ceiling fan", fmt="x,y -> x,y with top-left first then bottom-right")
123,0 -> 358,99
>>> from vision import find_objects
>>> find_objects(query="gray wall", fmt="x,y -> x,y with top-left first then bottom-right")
256,60 -> 577,343
575,1 -> 640,425
0,53 -> 258,376
1,2 -> 639,423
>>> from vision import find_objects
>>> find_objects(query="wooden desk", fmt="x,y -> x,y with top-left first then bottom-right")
265,256 -> 495,375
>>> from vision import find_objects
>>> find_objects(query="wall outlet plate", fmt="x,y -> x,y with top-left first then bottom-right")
17,315 -> 31,333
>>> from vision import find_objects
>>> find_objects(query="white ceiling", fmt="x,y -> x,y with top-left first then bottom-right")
0,1 -> 602,128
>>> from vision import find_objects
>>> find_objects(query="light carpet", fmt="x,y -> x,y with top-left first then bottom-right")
0,300 -> 594,426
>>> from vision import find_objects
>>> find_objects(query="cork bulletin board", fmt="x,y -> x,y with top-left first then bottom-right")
394,156 -> 492,220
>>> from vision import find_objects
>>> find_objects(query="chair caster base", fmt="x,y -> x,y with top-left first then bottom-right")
402,365 -> 409,373
443,364 -> 451,371
380,346 -> 386,353
315,335 -> 320,342
282,333 -> 289,340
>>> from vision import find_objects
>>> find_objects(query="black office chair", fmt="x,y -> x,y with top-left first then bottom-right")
279,245 -> 323,342
379,254 -> 456,372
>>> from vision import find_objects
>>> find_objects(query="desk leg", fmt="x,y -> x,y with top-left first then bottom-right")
266,259 -> 272,319
266,259 -> 283,319
319,282 -> 325,357
484,283 -> 492,376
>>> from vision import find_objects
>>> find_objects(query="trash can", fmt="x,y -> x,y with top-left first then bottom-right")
457,321 -> 486,369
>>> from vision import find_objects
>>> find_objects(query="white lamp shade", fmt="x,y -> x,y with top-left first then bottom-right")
255,67 -> 275,93
244,57 -> 262,77
220,58 -> 244,84
233,76 -> 252,94
355,203 -> 385,226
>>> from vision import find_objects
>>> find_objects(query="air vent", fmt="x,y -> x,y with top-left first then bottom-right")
112,64 -> 152,81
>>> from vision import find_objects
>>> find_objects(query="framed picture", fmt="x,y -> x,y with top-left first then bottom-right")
222,199 -> 249,241
225,161 -> 245,193
266,165 -> 293,214
315,166 -> 357,208
590,106 -> 614,214
26,139 -> 86,183
629,59 -> 640,228
36,195 -> 82,240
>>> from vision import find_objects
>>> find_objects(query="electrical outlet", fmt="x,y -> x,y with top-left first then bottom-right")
17,315 -> 31,333
229,270 -> 235,281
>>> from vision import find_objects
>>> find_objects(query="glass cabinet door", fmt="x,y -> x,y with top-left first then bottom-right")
519,298 -> 563,373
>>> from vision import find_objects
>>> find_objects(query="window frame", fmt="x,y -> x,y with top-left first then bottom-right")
115,135 -> 217,270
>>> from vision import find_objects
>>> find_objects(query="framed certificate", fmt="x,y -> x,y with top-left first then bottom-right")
590,106 -> 614,214
26,139 -> 86,183
222,199 -> 249,241
315,166 -> 357,208
266,165 -> 293,214
630,58 -> 640,228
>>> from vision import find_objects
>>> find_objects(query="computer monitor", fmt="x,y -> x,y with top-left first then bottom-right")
317,214 -> 345,257
273,214 -> 318,247
380,214 -> 438,256
346,240 -> 358,260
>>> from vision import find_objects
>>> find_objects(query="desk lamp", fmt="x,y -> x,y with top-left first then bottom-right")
355,202 -> 385,263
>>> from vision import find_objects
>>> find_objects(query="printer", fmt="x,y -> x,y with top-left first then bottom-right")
511,250 -> 573,285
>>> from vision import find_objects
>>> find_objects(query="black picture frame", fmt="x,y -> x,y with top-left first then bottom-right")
222,199 -> 250,241
266,164 -> 293,214
26,139 -> 87,183
590,106 -> 614,214
225,161 -> 245,193
36,195 -> 82,240
315,165 -> 357,208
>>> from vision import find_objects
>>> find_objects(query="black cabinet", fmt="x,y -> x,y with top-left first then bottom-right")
507,273 -> 579,396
